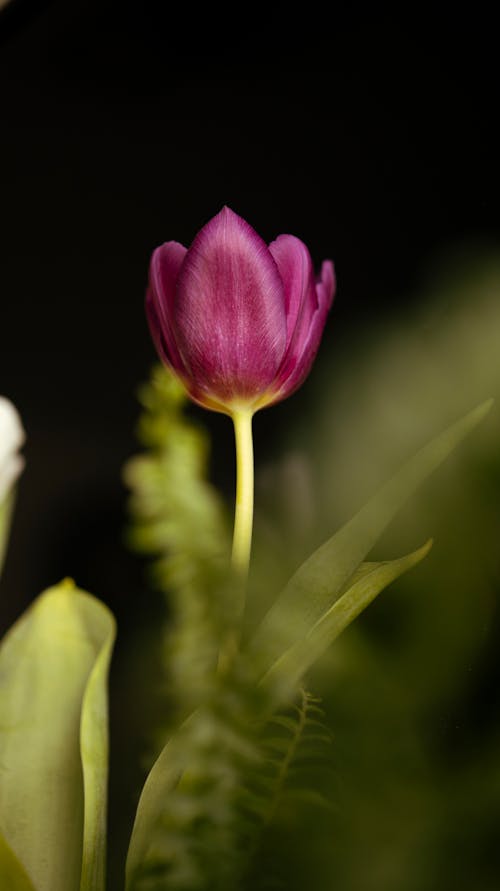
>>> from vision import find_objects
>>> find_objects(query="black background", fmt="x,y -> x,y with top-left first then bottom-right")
1,1 -> 499,884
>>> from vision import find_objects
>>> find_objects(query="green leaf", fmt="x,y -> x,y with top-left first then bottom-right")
0,492 -> 14,578
125,684 -> 263,891
124,709 -> 199,891
0,579 -> 116,891
79,591 -> 116,891
261,540 -> 432,699
0,832 -> 36,891
248,399 -> 493,674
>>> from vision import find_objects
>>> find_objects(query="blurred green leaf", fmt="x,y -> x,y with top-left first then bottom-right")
125,713 -> 191,891
124,366 -> 230,718
0,492 -> 14,578
79,591 -> 116,891
125,688 -> 261,891
249,399 -> 493,674
0,833 -> 36,891
0,579 -> 115,891
262,540 -> 432,700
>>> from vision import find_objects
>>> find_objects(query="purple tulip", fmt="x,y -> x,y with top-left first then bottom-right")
146,207 -> 335,415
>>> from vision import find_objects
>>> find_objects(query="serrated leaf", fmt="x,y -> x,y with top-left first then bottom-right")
262,540 -> 432,699
0,833 -> 36,891
298,731 -> 334,747
267,715 -> 299,734
263,737 -> 295,755
0,579 -> 115,891
301,717 -> 331,733
282,787 -> 336,812
249,400 -> 492,674
287,749 -> 336,769
237,789 -> 269,820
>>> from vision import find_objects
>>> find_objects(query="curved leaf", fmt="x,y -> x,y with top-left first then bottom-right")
0,579 -> 115,891
124,709 -> 198,891
0,492 -> 14,578
249,399 -> 493,674
261,540 -> 432,700
78,588 -> 116,891
0,832 -> 36,891
125,692 -> 261,891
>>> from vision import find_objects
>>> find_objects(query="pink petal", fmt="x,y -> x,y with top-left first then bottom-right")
174,207 -> 287,405
273,259 -> 335,400
269,234 -> 318,351
147,241 -> 188,373
316,260 -> 336,310
145,287 -> 176,370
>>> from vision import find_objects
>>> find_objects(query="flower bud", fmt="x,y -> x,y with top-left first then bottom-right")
146,207 -> 335,414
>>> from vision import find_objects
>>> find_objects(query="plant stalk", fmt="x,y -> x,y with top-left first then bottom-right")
231,408 -> 254,583
217,409 -> 254,676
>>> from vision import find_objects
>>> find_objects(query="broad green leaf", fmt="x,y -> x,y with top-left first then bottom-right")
0,832 -> 36,891
261,540 -> 432,700
79,590 -> 116,891
0,492 -> 14,578
0,579 -> 115,891
248,399 -> 493,674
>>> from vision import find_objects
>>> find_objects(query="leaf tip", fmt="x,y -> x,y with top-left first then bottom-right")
409,538 -> 433,567
421,537 -> 433,555
471,397 -> 494,423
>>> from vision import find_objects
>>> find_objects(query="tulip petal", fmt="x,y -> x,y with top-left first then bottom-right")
175,207 -> 286,406
147,243 -> 188,374
146,289 -> 179,373
316,259 -> 336,311
268,234 -> 317,351
274,259 -> 335,399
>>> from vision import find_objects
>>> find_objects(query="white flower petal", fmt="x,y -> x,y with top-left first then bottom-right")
0,397 -> 25,500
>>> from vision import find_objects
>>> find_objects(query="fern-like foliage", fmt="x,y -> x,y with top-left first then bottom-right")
129,667 -> 265,891
255,689 -> 334,825
128,670 -> 335,891
123,366 -> 231,716
237,689 -> 335,889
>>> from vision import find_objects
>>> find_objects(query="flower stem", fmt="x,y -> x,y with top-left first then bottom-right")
231,408 -> 254,583
217,409 -> 254,677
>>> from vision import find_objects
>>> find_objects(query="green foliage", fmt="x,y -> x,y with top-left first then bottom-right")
124,364 -> 492,891
0,492 -> 14,578
0,579 -> 115,891
248,400 -> 492,677
125,675 -> 335,891
245,690 -> 335,829
261,540 -> 432,702
124,367 -> 231,715
126,667 -> 265,891
275,260 -> 500,891
0,833 -> 36,891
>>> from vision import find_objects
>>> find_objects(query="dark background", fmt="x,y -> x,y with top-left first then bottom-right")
1,1 -> 499,886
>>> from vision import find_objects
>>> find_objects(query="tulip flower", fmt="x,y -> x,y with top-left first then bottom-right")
146,207 -> 335,588
146,206 -> 335,416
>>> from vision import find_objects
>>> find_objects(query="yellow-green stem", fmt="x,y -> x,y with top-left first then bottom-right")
217,409 -> 254,677
231,408 -> 254,583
